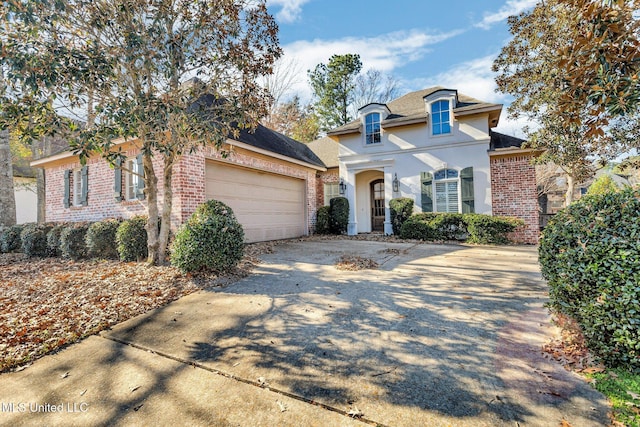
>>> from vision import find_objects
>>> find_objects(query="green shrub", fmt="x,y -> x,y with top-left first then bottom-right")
46,224 -> 68,257
539,189 -> 640,370
464,214 -> 523,244
587,174 -> 619,196
329,197 -> 349,234
315,206 -> 331,234
21,223 -> 54,257
170,200 -> 244,273
0,224 -> 27,253
116,216 -> 148,262
60,223 -> 91,260
390,198 -> 414,235
399,216 -> 437,240
430,213 -> 466,240
86,219 -> 121,259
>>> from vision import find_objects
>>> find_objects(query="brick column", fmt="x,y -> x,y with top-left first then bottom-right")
490,152 -> 539,244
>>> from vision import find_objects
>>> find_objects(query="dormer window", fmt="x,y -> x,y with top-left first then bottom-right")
365,112 -> 381,144
431,100 -> 451,135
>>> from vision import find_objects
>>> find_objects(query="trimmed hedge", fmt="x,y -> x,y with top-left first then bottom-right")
329,197 -> 349,234
390,198 -> 414,235
86,219 -> 121,259
46,224 -> 67,257
60,223 -> 91,260
21,223 -> 54,257
1,224 -> 27,253
116,216 -> 148,262
170,200 -> 244,273
399,212 -> 522,244
464,214 -> 523,244
540,189 -> 640,371
315,206 -> 331,234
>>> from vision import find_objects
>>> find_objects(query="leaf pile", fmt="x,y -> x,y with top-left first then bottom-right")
542,313 -> 602,372
335,255 -> 379,271
0,247 -> 266,373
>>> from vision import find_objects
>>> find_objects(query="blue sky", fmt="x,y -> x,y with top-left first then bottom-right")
265,0 -> 539,136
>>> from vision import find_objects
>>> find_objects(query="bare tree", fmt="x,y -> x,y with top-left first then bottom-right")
350,69 -> 400,116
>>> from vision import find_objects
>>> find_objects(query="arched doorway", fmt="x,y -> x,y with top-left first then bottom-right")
370,179 -> 385,232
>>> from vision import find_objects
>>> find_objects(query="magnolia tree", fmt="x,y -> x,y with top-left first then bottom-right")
1,0 -> 281,264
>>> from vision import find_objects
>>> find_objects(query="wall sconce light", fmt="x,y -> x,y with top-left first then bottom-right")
392,173 -> 399,192
339,178 -> 347,195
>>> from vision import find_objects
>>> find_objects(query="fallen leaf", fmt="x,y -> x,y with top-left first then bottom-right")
560,419 -> 572,427
627,391 -> 640,400
276,400 -> 287,412
462,296 -> 473,300
133,404 -> 143,411
257,377 -> 269,387
130,385 -> 140,393
60,371 -> 70,379
80,389 -> 87,396
580,366 -> 605,374
347,406 -> 363,418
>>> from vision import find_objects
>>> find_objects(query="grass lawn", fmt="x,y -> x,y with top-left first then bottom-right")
588,369 -> 640,427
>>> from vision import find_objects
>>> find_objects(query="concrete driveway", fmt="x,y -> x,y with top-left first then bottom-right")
0,240 -> 608,426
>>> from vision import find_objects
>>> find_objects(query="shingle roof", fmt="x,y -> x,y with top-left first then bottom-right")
489,131 -> 526,151
327,86 -> 502,135
306,136 -> 339,168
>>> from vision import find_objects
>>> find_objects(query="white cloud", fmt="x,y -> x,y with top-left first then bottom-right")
476,0 -> 537,30
267,0 -> 310,23
281,29 -> 463,101
408,54 -> 530,137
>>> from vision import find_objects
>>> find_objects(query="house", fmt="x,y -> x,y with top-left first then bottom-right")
32,125 -> 327,243
324,87 -> 539,244
306,136 -> 339,207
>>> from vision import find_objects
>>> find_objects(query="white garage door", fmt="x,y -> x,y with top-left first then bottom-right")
205,161 -> 307,243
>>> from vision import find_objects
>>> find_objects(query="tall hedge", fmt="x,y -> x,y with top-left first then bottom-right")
315,206 -> 331,234
21,223 -> 54,257
329,197 -> 349,234
86,219 -> 121,259
0,224 -> 27,253
60,223 -> 91,260
390,198 -> 414,235
539,189 -> 640,371
116,216 -> 149,262
171,200 -> 244,273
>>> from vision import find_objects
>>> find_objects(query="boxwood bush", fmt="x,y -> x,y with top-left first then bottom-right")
390,198 -> 414,235
329,197 -> 349,234
86,219 -> 121,259
315,206 -> 331,234
60,222 -> 91,260
0,224 -> 27,253
21,223 -> 54,257
46,224 -> 68,257
116,216 -> 149,262
399,212 -> 521,244
464,214 -> 523,244
171,200 -> 244,273
540,189 -> 640,371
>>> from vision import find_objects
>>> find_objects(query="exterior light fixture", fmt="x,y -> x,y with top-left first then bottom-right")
339,178 -> 347,195
392,173 -> 399,192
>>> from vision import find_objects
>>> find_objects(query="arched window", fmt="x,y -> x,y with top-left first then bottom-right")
431,100 -> 451,135
365,112 -> 381,144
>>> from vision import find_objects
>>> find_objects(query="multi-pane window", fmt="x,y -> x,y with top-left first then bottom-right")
434,169 -> 459,213
125,158 -> 143,201
324,183 -> 340,206
73,169 -> 84,206
365,112 -> 381,144
431,100 -> 451,135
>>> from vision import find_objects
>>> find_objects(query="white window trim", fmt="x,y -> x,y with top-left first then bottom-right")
72,169 -> 83,207
125,158 -> 142,201
364,112 -> 382,145
324,183 -> 340,206
429,99 -> 453,138
433,169 -> 461,213
358,104 -> 390,147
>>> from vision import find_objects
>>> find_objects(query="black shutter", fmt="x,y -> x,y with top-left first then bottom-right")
135,154 -> 145,200
63,170 -> 71,208
80,166 -> 89,206
421,172 -> 433,212
114,158 -> 123,202
461,167 -> 475,213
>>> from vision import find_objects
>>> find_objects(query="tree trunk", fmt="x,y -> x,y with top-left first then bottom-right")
565,173 -> 575,206
143,150 -> 160,265
34,136 -> 51,223
0,129 -> 17,227
157,152 -> 175,264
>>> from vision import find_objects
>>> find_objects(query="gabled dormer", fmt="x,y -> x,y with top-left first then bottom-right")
423,89 -> 457,137
358,103 -> 391,146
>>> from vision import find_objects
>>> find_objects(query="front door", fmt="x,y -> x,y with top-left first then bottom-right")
371,179 -> 385,232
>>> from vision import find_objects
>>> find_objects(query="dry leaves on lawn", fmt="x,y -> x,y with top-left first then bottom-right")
0,244 -> 269,373
542,313 -> 602,372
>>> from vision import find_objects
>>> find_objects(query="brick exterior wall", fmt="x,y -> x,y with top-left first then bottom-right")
490,152 -> 540,244
43,144 -> 321,236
